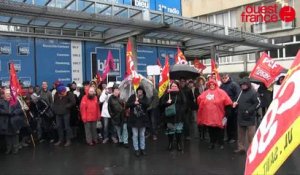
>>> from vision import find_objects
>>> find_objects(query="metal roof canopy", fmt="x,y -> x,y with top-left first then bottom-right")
0,0 -> 281,58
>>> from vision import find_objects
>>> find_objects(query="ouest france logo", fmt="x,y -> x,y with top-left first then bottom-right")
241,4 -> 296,23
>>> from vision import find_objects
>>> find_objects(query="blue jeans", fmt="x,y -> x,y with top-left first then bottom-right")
102,118 -> 114,139
114,123 -> 128,144
132,127 -> 146,151
56,114 -> 72,141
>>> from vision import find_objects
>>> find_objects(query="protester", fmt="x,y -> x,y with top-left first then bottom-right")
100,82 -> 118,144
108,84 -> 128,147
69,82 -> 80,139
39,81 -> 53,106
0,88 -> 25,154
257,83 -> 272,116
179,78 -> 194,140
195,76 -> 207,140
126,86 -> 149,157
197,79 -> 233,150
233,78 -> 260,154
80,86 -> 101,146
161,81 -> 187,151
220,74 -> 241,143
52,85 -> 76,147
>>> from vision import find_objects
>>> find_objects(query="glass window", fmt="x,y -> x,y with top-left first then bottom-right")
248,53 -> 256,61
230,11 -> 237,28
232,55 -> 245,62
278,48 -> 284,58
296,35 -> 300,41
208,15 -> 214,24
274,36 -> 293,44
269,49 -> 278,58
285,43 -> 300,57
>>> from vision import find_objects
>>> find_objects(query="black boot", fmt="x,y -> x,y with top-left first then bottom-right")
176,133 -> 182,152
168,134 -> 174,151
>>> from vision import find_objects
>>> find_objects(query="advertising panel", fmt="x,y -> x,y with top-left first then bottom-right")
136,45 -> 157,77
0,36 -> 35,87
151,0 -> 182,15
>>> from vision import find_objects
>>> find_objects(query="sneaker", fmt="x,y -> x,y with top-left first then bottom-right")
234,149 -> 246,154
87,142 -> 94,146
111,137 -> 118,144
64,141 -> 71,147
54,141 -> 62,146
135,150 -> 140,157
141,150 -> 147,156
152,135 -> 158,141
49,139 -> 55,144
102,138 -> 109,144
228,139 -> 236,144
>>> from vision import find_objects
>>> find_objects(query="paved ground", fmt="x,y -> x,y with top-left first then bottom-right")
0,135 -> 299,175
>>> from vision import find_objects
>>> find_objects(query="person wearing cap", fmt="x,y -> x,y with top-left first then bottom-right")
80,86 -> 101,146
52,85 -> 76,147
197,79 -> 233,150
108,84 -> 128,147
99,82 -> 118,144
126,86 -> 149,157
0,88 -> 25,154
233,77 -> 260,154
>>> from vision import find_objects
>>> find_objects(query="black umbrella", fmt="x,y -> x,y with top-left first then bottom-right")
170,64 -> 200,80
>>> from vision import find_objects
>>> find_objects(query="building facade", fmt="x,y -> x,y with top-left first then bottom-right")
182,0 -> 300,74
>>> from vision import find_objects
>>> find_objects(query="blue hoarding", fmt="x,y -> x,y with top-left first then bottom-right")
0,36 -> 35,87
151,0 -> 181,15
137,45 -> 157,77
84,42 -> 125,82
35,38 -> 72,85
157,47 -> 176,66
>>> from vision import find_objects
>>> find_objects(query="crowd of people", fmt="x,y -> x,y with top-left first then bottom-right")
0,73 -> 279,157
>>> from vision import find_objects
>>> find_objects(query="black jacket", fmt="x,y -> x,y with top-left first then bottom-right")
220,78 -> 241,101
0,99 -> 25,135
108,95 -> 124,126
181,86 -> 194,111
160,91 -> 187,124
52,92 -> 76,115
126,87 -> 149,128
237,79 -> 260,126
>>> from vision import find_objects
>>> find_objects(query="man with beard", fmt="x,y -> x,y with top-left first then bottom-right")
80,86 -> 101,145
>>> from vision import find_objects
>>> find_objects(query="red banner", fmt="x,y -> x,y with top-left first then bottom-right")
158,56 -> 170,98
245,50 -> 300,175
250,52 -> 284,87
9,62 -> 22,106
194,58 -> 206,72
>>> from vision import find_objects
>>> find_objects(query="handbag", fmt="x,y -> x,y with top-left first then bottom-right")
164,96 -> 177,117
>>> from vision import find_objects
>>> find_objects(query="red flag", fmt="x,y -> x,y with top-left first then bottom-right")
245,50 -> 300,175
132,72 -> 141,91
194,58 -> 206,72
158,56 -> 170,98
211,59 -> 221,82
126,39 -> 135,77
250,52 -> 284,88
9,62 -> 22,106
102,50 -> 115,81
175,46 -> 187,64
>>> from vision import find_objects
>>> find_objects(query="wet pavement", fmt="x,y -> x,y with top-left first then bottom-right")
0,135 -> 299,175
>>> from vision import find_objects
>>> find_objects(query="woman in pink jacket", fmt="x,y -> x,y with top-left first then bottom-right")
80,86 -> 101,146
197,79 -> 232,150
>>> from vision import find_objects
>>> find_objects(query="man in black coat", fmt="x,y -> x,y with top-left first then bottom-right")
179,78 -> 194,140
233,78 -> 260,154
220,74 -> 241,143
0,88 -> 25,154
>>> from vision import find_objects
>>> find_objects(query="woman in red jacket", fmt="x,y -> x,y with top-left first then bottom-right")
197,79 -> 232,150
80,86 -> 101,145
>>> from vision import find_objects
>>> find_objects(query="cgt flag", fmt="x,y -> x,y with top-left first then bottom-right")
9,62 -> 22,106
211,58 -> 221,83
194,58 -> 206,73
245,50 -> 300,175
250,52 -> 284,88
175,46 -> 187,64
126,39 -> 135,77
158,56 -> 170,98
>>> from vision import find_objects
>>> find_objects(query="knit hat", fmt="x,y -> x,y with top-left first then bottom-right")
57,85 -> 66,93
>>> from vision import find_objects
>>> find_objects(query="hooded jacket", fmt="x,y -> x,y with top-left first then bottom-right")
197,79 -> 233,128
80,95 -> 101,123
237,78 -> 260,126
